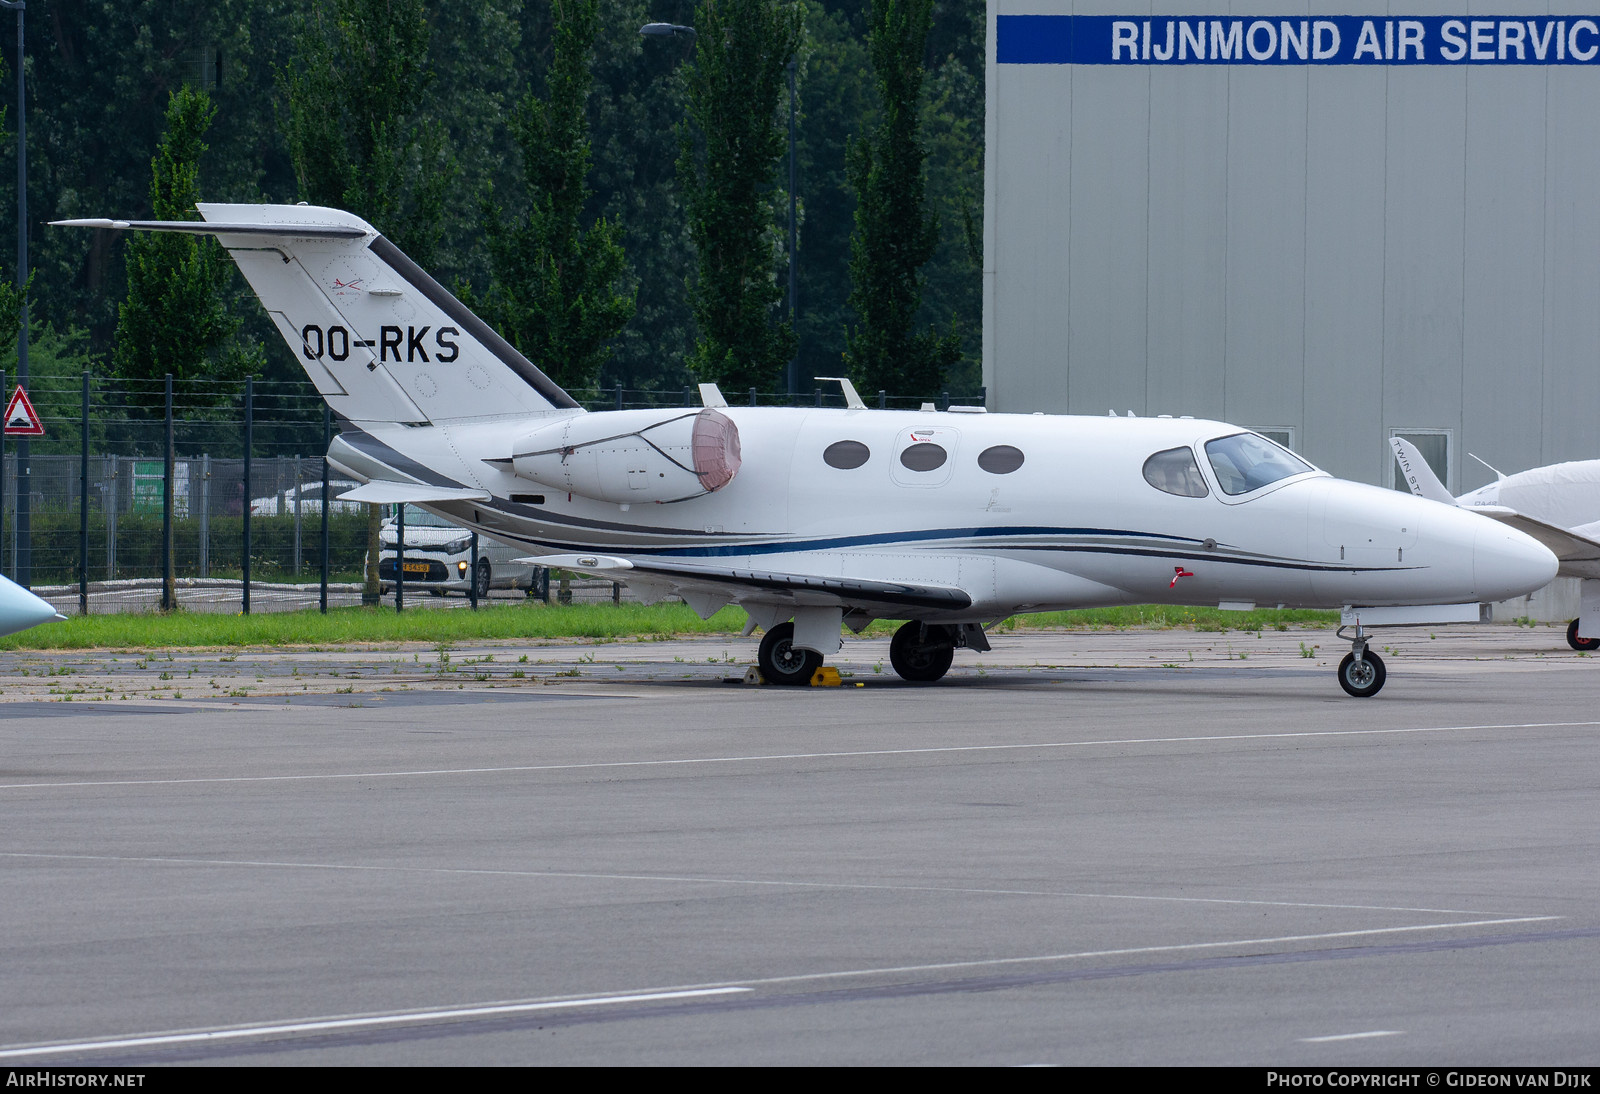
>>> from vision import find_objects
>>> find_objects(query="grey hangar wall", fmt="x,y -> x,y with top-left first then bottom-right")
982,6 -> 1600,491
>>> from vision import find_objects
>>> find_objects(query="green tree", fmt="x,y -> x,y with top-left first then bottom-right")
844,0 -> 960,396
25,1 -> 298,354
281,0 -> 454,266
680,0 -> 804,391
917,0 -> 985,393
481,0 -> 634,392
790,1 -> 874,389
113,87 -> 261,406
584,0 -> 698,394
280,0 -> 458,604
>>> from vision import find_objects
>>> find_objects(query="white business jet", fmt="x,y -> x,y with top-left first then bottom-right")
1392,438 -> 1600,651
55,205 -> 1558,696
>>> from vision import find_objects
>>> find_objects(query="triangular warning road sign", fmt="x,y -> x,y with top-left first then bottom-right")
4,386 -> 44,436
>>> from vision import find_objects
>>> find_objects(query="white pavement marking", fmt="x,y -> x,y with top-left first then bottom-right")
1300,1031 -> 1405,1043
1,720 -> 1596,792
0,988 -> 751,1060
646,917 -> 1561,991
0,918 -> 1552,1060
0,850 -> 1538,918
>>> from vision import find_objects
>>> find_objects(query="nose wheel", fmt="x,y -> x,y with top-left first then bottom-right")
1337,649 -> 1387,697
1567,619 -> 1599,652
1335,624 -> 1387,697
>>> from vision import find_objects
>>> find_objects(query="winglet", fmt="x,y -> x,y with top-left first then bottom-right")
1390,437 -> 1456,504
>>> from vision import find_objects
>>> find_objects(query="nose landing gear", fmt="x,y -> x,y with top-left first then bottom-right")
1335,623 -> 1387,697
1566,618 -> 1599,652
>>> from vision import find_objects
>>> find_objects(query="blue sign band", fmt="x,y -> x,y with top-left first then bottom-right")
997,15 -> 1600,65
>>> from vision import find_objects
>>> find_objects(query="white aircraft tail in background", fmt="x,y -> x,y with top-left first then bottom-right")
1390,437 -> 1600,650
53,206 -> 1562,697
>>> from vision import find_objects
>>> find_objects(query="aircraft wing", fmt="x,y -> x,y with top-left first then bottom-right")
521,553 -> 973,618
1468,508 -> 1600,580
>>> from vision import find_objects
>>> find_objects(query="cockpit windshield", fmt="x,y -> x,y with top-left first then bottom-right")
1203,433 -> 1314,495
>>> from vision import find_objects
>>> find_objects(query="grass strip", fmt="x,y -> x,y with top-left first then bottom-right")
0,602 -> 1342,652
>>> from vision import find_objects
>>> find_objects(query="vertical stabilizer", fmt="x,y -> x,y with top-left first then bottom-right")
1390,437 -> 1456,505
53,204 -> 581,425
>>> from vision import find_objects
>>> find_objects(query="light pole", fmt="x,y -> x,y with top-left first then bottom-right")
784,57 -> 797,398
0,1 -> 26,587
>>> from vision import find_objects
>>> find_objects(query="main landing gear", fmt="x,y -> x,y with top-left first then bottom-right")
890,622 -> 958,682
757,621 -> 823,686
755,619 -> 982,685
1567,618 -> 1599,652
1334,623 -> 1387,697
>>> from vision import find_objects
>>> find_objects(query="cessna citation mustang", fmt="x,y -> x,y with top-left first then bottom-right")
56,205 -> 1558,696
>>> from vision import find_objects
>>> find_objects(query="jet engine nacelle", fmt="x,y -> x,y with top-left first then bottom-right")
510,408 -> 742,505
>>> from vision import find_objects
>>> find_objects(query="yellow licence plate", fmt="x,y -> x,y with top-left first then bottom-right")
402,561 -> 430,573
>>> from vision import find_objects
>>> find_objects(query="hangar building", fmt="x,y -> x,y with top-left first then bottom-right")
982,4 -> 1600,507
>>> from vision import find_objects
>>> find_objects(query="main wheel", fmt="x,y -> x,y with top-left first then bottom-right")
1337,649 -> 1387,697
474,560 -> 492,599
1567,618 -> 1599,651
890,622 -> 956,683
758,621 -> 823,686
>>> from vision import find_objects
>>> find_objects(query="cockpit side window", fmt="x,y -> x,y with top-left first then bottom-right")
1142,447 -> 1210,498
1203,432 -> 1313,495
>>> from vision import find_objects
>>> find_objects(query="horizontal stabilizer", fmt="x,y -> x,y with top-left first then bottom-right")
51,218 -> 368,240
337,482 -> 491,505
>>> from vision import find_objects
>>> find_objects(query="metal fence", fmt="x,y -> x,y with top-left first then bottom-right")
1,376 -> 984,616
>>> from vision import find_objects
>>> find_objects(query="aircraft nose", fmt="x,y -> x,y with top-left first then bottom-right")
1473,519 -> 1558,603
0,576 -> 61,638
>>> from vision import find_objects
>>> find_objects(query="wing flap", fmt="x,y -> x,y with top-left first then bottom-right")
520,553 -> 973,614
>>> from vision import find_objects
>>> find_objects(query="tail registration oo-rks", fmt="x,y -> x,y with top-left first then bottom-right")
56,205 -> 1561,696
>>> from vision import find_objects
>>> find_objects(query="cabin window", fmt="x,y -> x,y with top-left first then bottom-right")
1204,432 -> 1312,495
1143,447 -> 1210,497
899,443 -> 948,472
823,440 -> 871,469
977,445 -> 1024,474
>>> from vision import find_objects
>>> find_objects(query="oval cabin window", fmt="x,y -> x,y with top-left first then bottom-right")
823,440 -> 871,470
1142,447 -> 1210,498
977,445 -> 1024,474
899,443 -> 948,472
